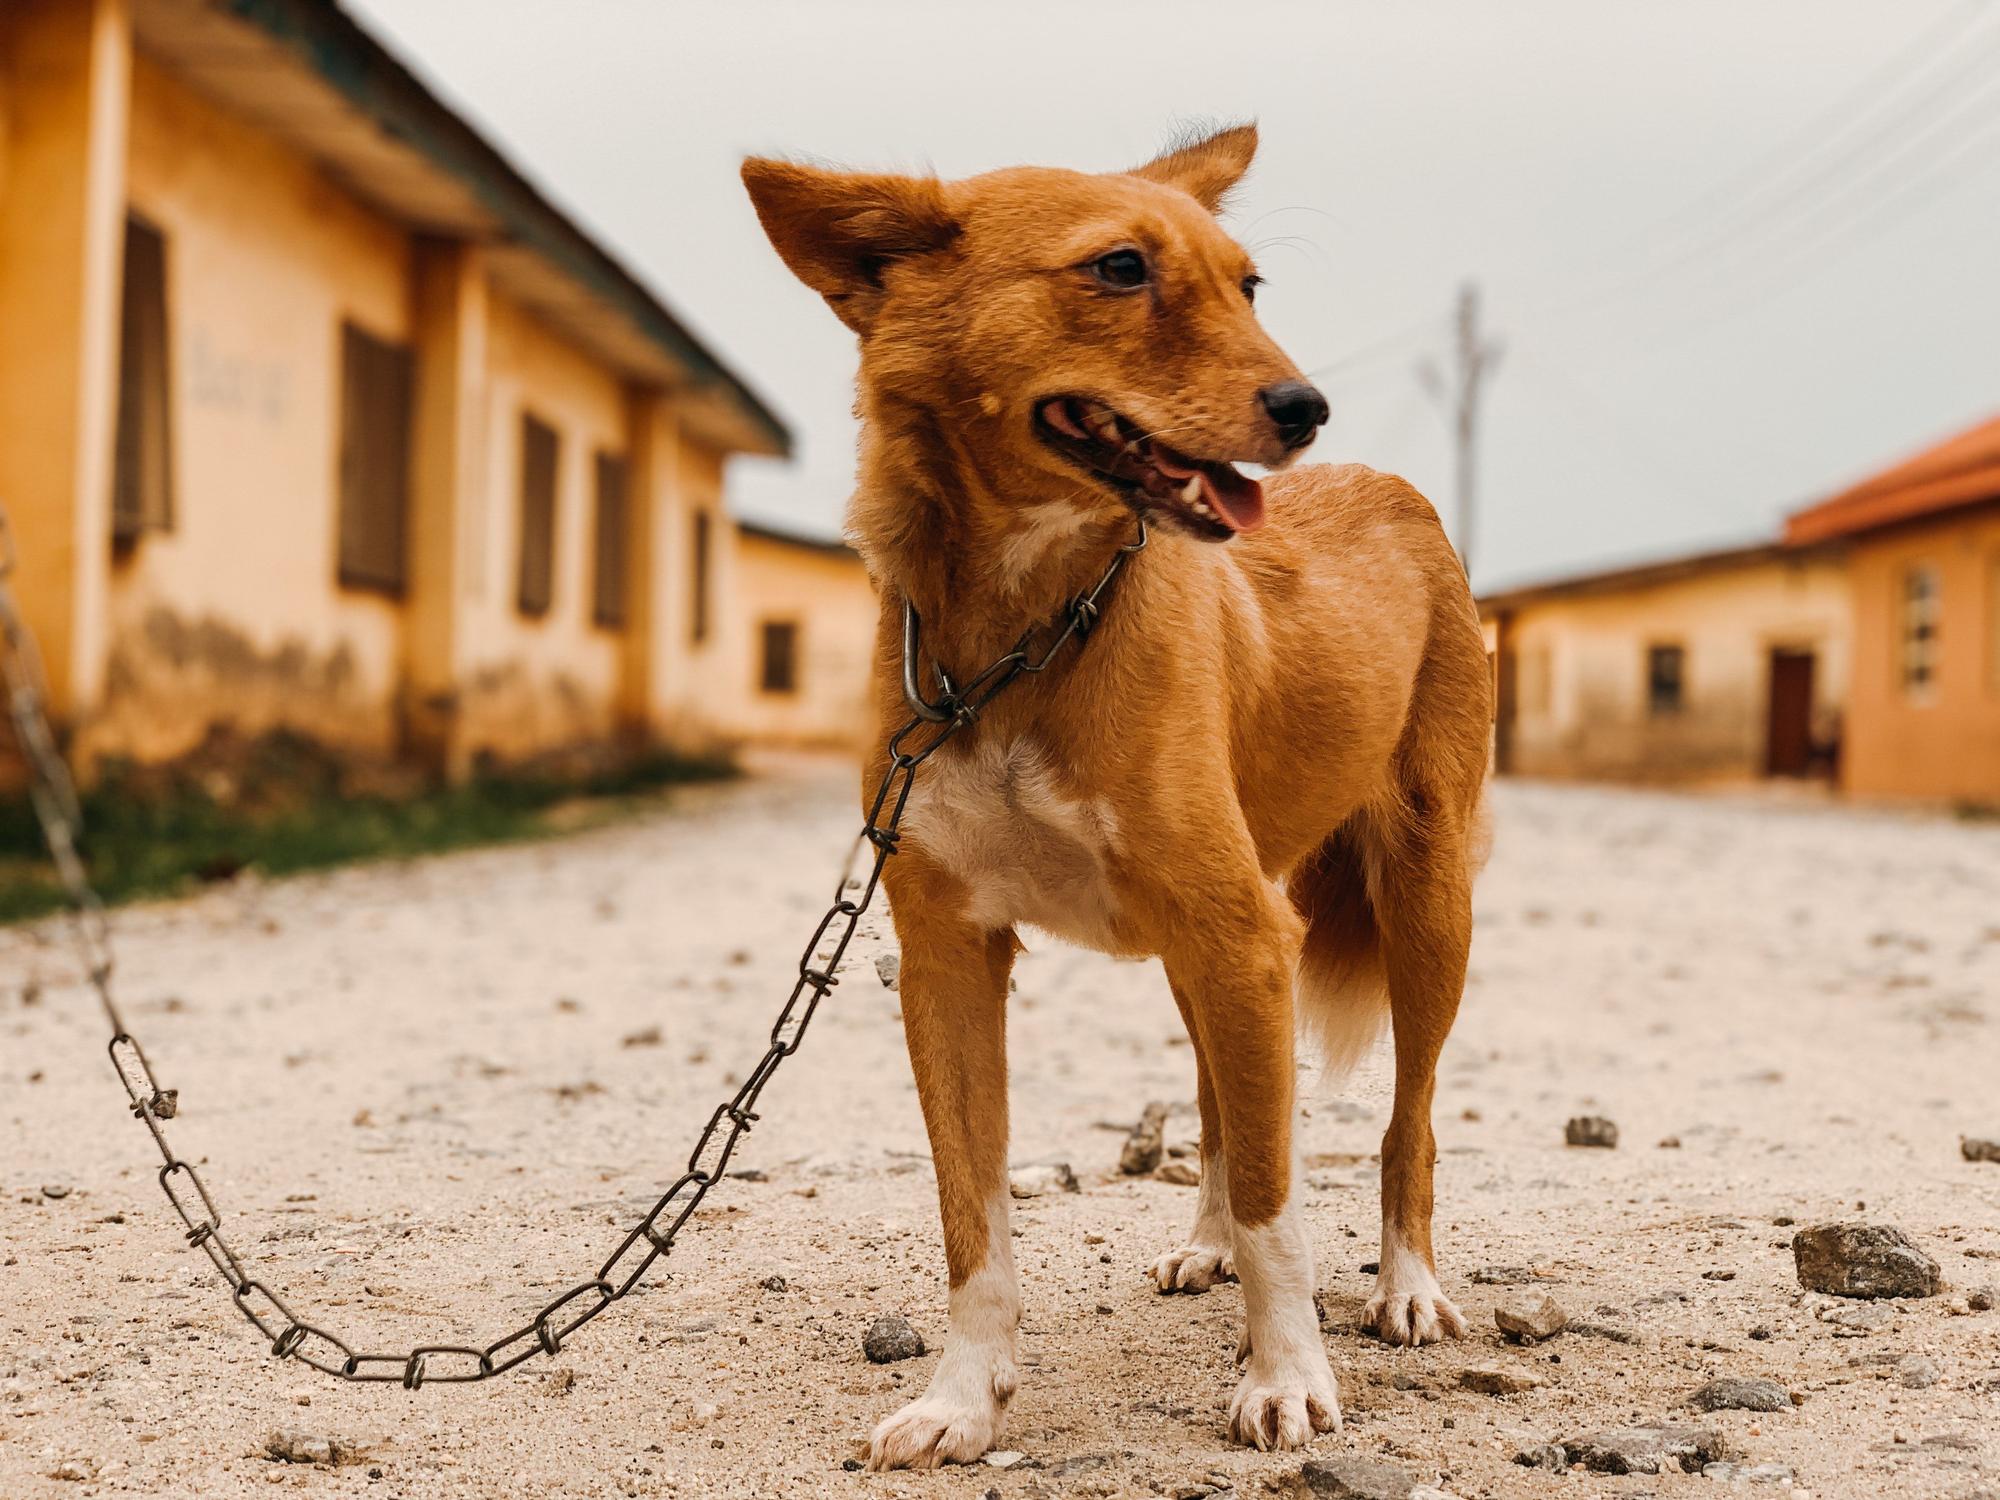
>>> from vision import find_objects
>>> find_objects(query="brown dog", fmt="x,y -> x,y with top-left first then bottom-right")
743,124 -> 1490,1470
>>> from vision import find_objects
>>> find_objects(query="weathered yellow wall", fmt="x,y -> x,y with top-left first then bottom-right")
1844,505 -> 2000,802
453,285 -> 629,762
91,53 -> 406,762
1498,554 -> 1851,782
730,531 -> 875,750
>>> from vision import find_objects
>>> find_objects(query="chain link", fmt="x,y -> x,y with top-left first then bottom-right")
0,501 -> 1145,1388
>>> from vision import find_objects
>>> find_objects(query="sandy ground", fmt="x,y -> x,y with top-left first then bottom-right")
3,764 -> 1999,1500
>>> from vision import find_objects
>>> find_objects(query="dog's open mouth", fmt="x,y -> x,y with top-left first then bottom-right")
1034,396 -> 1265,538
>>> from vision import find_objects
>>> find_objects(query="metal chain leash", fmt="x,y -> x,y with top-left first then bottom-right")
0,501 -> 1145,1389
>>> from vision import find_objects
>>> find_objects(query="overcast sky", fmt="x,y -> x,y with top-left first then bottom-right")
346,0 -> 2000,591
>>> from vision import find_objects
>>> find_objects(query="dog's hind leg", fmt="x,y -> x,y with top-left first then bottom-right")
1148,981 -> 1236,1293
867,885 -> 1021,1471
1165,879 -> 1340,1450
1356,785 -> 1475,1347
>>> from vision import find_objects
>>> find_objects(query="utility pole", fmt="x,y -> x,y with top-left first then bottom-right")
1417,282 -> 1501,579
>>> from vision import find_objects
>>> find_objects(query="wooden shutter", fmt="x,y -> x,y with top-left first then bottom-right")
336,322 -> 414,593
759,620 -> 799,693
690,509 -> 711,644
113,215 -> 174,543
517,413 -> 559,617
591,451 -> 628,628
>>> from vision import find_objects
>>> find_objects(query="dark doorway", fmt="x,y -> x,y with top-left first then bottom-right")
1765,649 -> 1815,777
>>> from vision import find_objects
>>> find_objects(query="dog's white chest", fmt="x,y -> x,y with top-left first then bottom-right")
901,737 -> 1123,945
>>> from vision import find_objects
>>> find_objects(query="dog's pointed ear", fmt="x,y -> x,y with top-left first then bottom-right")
1128,123 -> 1259,213
741,159 -> 958,335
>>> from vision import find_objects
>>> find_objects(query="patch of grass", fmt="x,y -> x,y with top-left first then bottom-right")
0,746 -> 736,926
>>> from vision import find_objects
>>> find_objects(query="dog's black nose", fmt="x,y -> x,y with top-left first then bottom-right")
1259,380 -> 1330,449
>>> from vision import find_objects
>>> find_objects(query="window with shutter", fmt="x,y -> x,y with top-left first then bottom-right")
690,509 -> 712,645
113,215 -> 174,545
335,322 -> 414,594
592,451 -> 629,628
517,413 -> 560,617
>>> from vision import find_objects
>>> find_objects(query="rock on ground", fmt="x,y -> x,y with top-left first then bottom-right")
1495,1291 -> 1568,1342
1119,1100 -> 1168,1176
1690,1377 -> 1791,1412
1792,1222 -> 1943,1299
1555,1424 -> 1731,1475
861,1314 -> 925,1364
1294,1455 -> 1419,1498
1008,1161 -> 1079,1197
1460,1362 -> 1547,1394
1565,1115 -> 1619,1148
1703,1460 -> 1797,1485
1963,1135 -> 2000,1163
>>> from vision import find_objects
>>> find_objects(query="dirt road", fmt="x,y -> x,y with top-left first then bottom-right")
3,767 -> 1998,1498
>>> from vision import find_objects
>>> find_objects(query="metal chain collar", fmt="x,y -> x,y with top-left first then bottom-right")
0,503 -> 1145,1389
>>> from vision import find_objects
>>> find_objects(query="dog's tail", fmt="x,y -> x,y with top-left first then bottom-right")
1287,824 -> 1392,1082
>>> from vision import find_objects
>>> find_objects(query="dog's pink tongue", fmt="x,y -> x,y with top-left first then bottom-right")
1201,464 -> 1265,533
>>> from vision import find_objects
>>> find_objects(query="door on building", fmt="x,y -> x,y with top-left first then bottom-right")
1765,649 -> 1815,778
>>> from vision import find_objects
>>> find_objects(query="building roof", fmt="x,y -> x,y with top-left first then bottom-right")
1785,411 -> 2000,545
132,0 -> 789,459
1476,539 -> 1823,615
735,519 -> 860,561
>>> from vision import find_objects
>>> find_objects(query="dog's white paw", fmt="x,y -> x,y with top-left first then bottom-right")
1361,1253 -> 1468,1346
866,1392 -> 1005,1471
1150,1241 -> 1236,1294
1226,1347 -> 1342,1450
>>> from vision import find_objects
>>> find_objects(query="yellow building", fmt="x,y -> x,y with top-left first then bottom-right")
1785,412 -> 2000,804
0,0 -> 876,781
1480,542 -> 1851,784
730,523 -> 877,751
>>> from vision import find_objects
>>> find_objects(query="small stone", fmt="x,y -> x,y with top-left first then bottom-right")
1658,1135 -> 1683,1149
1701,1460 -> 1796,1485
1471,1264 -> 1536,1285
689,1400 -> 719,1426
1689,1377 -> 1790,1412
983,1450 -> 1025,1468
1496,1291 -> 1568,1342
760,1274 -> 788,1292
1513,1443 -> 1567,1471
1297,1454 -> 1418,1498
48,1462 -> 92,1482
1155,1159 -> 1201,1187
1560,1424 -> 1730,1475
1008,1162 -> 1079,1198
874,953 -> 901,991
1899,1354 -> 1943,1389
1460,1363 -> 1547,1394
1793,1222 -> 1941,1299
266,1430 -> 341,1465
620,1025 -> 663,1048
542,1368 -> 576,1396
1120,1101 -> 1168,1176
1565,1115 -> 1618,1148
1571,1320 -> 1649,1346
41,1183 -> 71,1201
1962,1136 -> 2000,1164
1969,1287 -> 1994,1311
1820,1302 -> 1895,1335
862,1313 -> 925,1363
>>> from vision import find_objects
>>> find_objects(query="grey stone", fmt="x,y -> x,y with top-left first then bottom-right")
1899,1354 -> 1943,1389
1969,1287 -> 1994,1311
1792,1222 -> 1941,1299
1571,1320 -> 1649,1346
1120,1101 -> 1168,1176
1512,1444 -> 1567,1471
1007,1161 -> 1078,1198
1560,1425 -> 1730,1475
982,1450 -> 1025,1468
1820,1302 -> 1895,1335
862,1313 -> 925,1363
1155,1158 -> 1201,1186
1297,1456 -> 1418,1498
1496,1291 -> 1568,1342
40,1183 -> 71,1201
1460,1363 -> 1546,1394
266,1430 -> 345,1465
1470,1264 -> 1537,1285
874,953 -> 900,991
1565,1115 -> 1619,1148
1702,1461 -> 1796,1486
1689,1377 -> 1790,1413
1962,1136 -> 2000,1164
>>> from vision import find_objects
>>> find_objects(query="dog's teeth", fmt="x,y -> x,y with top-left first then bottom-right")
1181,476 -> 1203,504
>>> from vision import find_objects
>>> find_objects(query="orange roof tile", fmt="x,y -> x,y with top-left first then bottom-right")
1786,412 -> 2000,545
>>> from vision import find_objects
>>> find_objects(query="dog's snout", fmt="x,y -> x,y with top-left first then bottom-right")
1258,380 -> 1330,450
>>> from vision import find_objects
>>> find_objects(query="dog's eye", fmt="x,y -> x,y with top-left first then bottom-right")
1241,273 -> 1263,304
1090,248 -> 1149,290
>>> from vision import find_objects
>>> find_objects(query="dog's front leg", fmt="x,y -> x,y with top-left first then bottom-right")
1164,883 -> 1340,1450
867,868 -> 1020,1471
